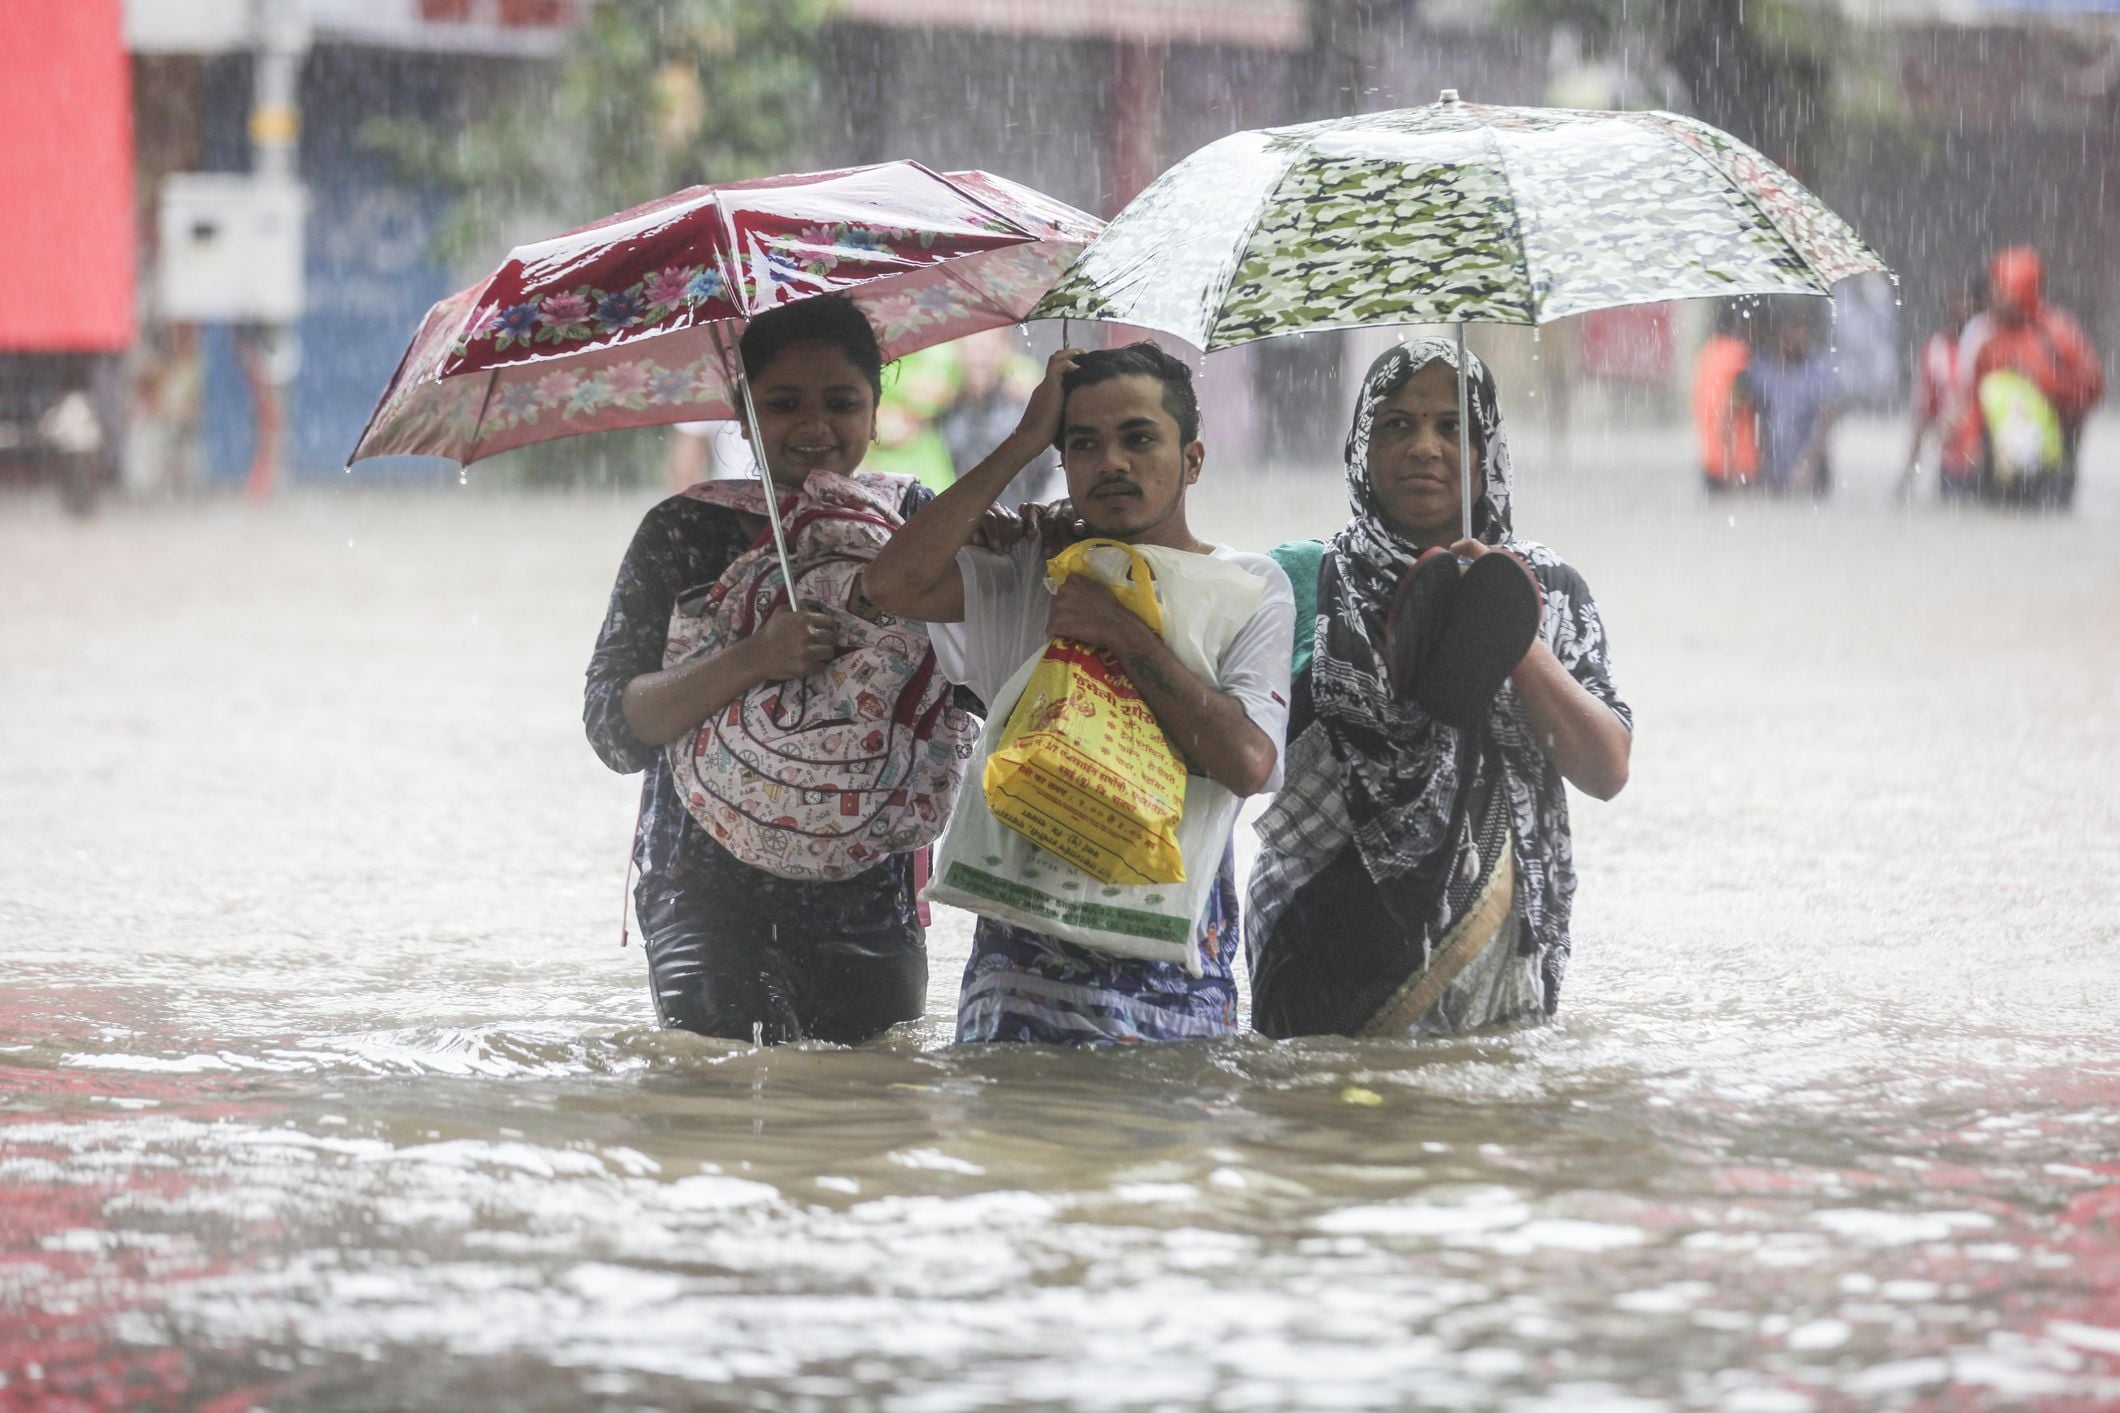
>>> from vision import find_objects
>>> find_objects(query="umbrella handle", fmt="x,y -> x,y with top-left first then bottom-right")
1456,322 -> 1474,545
732,370 -> 803,606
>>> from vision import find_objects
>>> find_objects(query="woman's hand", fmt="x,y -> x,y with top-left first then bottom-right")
1026,498 -> 1087,552
1450,538 -> 1545,651
967,504 -> 1032,553
749,608 -> 837,682
1008,347 -> 1083,452
966,499 -> 1090,555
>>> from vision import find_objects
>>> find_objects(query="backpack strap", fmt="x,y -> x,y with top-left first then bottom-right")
1268,539 -> 1328,681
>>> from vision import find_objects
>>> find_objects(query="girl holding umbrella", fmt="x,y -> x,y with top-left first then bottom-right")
583,296 -> 958,1045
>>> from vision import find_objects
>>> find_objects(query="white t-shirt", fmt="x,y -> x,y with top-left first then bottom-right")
927,537 -> 1296,792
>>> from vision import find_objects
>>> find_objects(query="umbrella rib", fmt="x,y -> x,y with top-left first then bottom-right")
709,188 -> 752,318
934,167 -> 1037,242
1625,111 -> 1867,287
916,166 -> 1059,327
1479,119 -> 1541,327
931,253 -> 1019,326
347,319 -> 434,467
1200,145 -> 1303,353
464,366 -> 501,466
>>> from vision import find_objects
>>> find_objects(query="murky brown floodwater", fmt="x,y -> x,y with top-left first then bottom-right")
4,415 -> 2118,1411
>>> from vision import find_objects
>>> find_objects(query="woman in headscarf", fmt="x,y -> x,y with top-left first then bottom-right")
1248,339 -> 1632,1039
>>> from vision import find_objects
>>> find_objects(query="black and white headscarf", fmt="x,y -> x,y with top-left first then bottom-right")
1306,338 -> 1631,976
1338,336 -> 1514,564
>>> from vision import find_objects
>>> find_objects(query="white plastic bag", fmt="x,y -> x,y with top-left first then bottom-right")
923,543 -> 1266,975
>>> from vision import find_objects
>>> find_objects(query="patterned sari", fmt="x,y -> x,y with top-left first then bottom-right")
1247,340 -> 1632,1038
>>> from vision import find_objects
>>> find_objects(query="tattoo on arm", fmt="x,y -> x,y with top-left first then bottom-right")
1123,646 -> 1210,774
1121,648 -> 1182,698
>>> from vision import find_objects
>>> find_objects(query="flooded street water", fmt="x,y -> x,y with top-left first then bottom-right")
4,416 -> 2118,1411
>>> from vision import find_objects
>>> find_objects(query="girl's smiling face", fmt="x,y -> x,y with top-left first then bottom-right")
743,341 -> 878,489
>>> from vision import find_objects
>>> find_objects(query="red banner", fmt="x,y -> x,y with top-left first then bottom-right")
1578,303 -> 1673,385
0,0 -> 134,351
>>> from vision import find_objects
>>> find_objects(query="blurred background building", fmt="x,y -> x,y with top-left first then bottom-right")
3,0 -> 2114,502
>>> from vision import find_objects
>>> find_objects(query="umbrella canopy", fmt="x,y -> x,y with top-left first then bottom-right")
1030,95 -> 1888,350
1032,93 -> 1889,541
351,161 -> 1102,466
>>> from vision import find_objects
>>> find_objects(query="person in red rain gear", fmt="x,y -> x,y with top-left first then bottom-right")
1956,247 -> 2104,507
1897,275 -> 1985,502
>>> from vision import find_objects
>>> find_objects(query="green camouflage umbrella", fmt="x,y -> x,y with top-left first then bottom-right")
1032,92 -> 1890,537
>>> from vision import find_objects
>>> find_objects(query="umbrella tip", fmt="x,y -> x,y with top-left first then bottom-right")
1439,88 -> 1460,104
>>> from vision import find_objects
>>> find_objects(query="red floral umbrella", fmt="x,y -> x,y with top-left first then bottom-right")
350,161 -> 1100,468
350,160 -> 1098,591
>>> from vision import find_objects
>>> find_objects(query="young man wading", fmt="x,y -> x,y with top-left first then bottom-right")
864,344 -> 1295,1044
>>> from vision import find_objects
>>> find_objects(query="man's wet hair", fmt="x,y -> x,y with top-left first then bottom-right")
1055,342 -> 1201,449
740,295 -> 884,399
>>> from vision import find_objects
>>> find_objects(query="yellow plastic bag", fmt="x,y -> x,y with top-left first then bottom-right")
981,540 -> 1188,885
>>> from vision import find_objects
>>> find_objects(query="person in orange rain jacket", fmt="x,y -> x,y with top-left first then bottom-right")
1956,247 -> 2105,507
1693,305 -> 1759,491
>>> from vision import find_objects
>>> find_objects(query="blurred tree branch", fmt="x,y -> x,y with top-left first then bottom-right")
363,0 -> 829,270
360,0 -> 827,487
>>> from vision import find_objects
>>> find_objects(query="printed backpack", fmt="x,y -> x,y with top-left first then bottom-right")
663,471 -> 976,881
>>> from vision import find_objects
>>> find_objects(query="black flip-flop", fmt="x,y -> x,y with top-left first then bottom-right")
1383,546 -> 1461,699
1412,551 -> 1542,730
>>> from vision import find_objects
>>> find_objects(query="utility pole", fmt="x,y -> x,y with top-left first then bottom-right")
241,0 -> 309,500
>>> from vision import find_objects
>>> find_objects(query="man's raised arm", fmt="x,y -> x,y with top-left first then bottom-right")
864,349 -> 1076,624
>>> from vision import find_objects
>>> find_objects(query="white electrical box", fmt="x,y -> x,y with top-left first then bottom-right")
157,175 -> 309,324
124,0 -> 256,55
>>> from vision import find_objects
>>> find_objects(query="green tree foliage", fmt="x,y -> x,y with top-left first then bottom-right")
371,0 -> 827,259
364,0 -> 829,487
